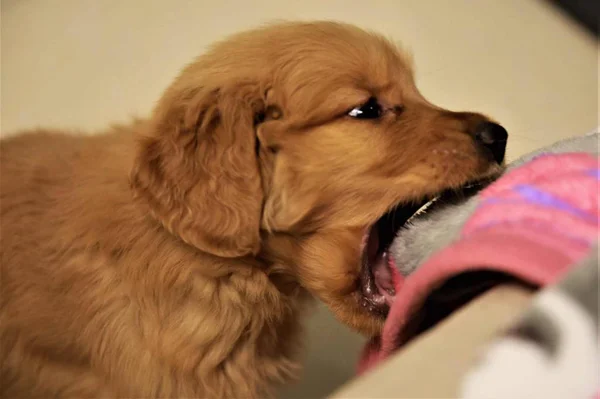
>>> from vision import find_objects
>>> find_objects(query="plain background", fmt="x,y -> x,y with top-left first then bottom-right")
1,1 -> 598,397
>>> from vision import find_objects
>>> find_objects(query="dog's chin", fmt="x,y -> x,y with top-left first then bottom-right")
328,296 -> 386,336
355,175 -> 498,323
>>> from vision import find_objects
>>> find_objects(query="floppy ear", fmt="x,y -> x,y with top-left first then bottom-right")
130,81 -> 265,257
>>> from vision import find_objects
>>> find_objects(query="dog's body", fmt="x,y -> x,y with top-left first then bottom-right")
1,126 -> 305,397
0,22 -> 505,397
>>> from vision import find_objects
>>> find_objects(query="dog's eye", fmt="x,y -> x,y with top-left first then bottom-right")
348,97 -> 382,119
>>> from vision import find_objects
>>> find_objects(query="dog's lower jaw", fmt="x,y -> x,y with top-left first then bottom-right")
330,294 -> 387,337
263,230 -> 387,337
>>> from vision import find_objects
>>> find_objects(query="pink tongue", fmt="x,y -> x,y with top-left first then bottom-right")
372,252 -> 396,305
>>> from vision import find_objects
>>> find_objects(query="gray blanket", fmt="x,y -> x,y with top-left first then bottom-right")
461,246 -> 598,398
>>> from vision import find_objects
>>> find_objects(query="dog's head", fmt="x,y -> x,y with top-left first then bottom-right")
131,21 -> 507,335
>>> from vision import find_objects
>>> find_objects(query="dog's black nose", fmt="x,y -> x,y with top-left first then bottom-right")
474,122 -> 508,164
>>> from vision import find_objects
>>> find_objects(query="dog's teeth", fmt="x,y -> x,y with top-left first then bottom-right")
414,198 -> 437,216
405,197 -> 438,225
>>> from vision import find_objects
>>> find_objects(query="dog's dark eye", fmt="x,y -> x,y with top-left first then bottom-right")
348,97 -> 382,119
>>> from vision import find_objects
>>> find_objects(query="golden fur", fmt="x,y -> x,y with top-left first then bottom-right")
0,22 -> 500,397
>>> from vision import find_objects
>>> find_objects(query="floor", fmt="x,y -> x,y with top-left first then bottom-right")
1,0 -> 598,397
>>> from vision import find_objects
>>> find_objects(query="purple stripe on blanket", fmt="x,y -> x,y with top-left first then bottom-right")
513,184 -> 595,220
586,168 -> 600,179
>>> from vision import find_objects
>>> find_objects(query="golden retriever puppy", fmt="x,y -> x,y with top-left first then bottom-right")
0,21 -> 507,398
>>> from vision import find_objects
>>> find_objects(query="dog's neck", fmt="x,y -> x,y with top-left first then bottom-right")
258,232 -> 311,298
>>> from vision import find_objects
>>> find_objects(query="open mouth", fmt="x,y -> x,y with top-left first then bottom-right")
359,178 -> 495,316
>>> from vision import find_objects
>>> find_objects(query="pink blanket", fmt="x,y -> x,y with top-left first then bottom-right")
358,152 -> 599,374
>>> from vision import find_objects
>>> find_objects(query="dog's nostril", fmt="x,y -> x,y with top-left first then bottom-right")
473,122 -> 508,164
476,122 -> 507,144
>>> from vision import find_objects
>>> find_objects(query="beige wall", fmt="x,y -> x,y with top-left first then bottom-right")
1,1 -> 597,397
